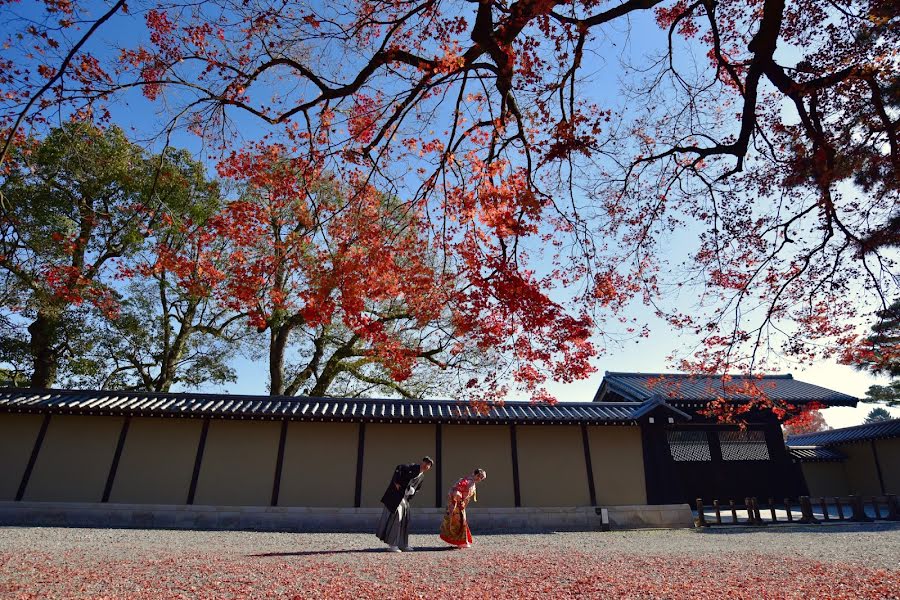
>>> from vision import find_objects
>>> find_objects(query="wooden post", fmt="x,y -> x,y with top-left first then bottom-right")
729,499 -> 738,524
872,497 -> 882,520
768,498 -> 777,523
581,424 -> 597,507
798,496 -> 819,524
744,497 -> 754,525
820,497 -> 830,521
15,414 -> 51,501
102,417 -> 131,503
510,425 -> 521,508
751,498 -> 765,526
835,497 -> 844,520
848,495 -> 872,522
784,498 -> 793,522
871,441 -> 887,495
713,499 -> 722,524
696,498 -> 707,527
270,420 -> 288,507
886,495 -> 899,521
435,424 -> 443,509
353,422 -> 366,508
187,418 -> 210,505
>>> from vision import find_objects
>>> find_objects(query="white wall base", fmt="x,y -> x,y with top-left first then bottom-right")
0,501 -> 693,532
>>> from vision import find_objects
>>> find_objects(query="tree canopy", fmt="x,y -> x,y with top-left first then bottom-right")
863,406 -> 893,424
0,123 -> 234,389
0,0 -> 897,410
847,298 -> 900,406
782,408 -> 830,438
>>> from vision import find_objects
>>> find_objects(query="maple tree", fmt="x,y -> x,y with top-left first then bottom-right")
782,408 -> 829,438
0,0 -> 897,407
83,150 -> 248,392
170,145 -> 492,397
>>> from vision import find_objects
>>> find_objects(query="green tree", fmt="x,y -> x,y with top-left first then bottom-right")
853,299 -> 900,407
863,407 -> 893,425
78,149 -> 245,392
0,124 -> 236,389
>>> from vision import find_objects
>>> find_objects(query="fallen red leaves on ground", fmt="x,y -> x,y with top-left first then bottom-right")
1,547 -> 897,599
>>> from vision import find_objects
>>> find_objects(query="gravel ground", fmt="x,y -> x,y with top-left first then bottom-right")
1,523 -> 899,599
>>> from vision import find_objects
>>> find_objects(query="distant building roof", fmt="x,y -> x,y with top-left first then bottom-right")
787,446 -> 847,462
0,388 -> 690,426
594,372 -> 858,407
787,418 -> 900,447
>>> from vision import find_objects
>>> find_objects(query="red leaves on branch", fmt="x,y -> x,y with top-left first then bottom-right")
783,405 -> 829,436
2,0 -> 895,408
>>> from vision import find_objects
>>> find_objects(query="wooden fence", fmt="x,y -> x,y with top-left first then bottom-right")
695,495 -> 900,526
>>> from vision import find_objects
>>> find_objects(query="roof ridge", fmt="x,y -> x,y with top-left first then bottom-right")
603,371 -> 794,379
0,389 -> 692,424
788,417 -> 900,440
0,387 -> 653,407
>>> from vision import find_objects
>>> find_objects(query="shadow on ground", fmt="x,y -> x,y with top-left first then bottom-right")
694,522 -> 900,535
249,545 -> 456,557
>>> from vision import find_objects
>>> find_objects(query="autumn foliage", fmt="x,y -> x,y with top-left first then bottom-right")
0,0 -> 897,409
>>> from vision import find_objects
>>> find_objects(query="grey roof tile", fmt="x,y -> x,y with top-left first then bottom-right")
787,446 -> 846,462
0,387 -> 689,425
596,372 -> 857,406
787,419 -> 900,446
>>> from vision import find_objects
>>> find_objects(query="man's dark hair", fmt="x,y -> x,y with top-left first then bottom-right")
422,456 -> 434,465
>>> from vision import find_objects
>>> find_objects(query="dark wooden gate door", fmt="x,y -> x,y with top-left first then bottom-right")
644,425 -> 807,504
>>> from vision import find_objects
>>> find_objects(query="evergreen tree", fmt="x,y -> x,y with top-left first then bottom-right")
863,407 -> 893,424
854,300 -> 900,406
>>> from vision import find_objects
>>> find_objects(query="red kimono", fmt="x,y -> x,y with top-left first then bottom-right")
440,476 -> 477,547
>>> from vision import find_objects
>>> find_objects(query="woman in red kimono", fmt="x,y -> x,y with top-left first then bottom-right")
440,469 -> 486,548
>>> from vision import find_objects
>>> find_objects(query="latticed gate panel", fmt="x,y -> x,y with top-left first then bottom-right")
666,430 -> 712,461
718,430 -> 770,461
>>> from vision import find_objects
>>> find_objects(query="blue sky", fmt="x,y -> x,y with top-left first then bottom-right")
4,1 -> 897,427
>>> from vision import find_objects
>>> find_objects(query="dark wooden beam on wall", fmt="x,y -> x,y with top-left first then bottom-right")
15,413 -> 51,501
270,419 -> 289,507
510,425 -> 521,507
581,424 -> 597,506
706,429 -> 723,463
102,416 -> 131,503
187,418 -> 210,505
435,423 -> 443,509
871,440 -> 886,495
354,422 -> 366,508
639,422 -> 659,504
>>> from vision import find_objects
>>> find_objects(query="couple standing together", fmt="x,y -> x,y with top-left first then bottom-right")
375,456 -> 487,552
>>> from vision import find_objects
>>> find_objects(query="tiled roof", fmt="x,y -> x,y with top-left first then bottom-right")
787,446 -> 846,462
0,388 -> 690,425
595,372 -> 858,407
787,418 -> 900,447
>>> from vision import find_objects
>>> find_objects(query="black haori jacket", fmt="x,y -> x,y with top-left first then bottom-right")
380,463 -> 423,512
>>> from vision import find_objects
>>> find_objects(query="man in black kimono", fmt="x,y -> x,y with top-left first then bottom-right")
376,456 -> 433,552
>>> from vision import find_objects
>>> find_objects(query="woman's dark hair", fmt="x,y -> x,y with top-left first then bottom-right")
473,468 -> 486,478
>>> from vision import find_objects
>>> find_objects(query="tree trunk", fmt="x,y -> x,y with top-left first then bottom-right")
155,303 -> 197,392
269,324 -> 290,396
27,311 -> 59,388
308,338 -> 358,397
268,313 -> 307,396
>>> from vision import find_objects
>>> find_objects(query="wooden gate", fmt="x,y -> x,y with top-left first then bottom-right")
641,423 -> 808,505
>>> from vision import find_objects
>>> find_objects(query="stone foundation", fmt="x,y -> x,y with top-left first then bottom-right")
0,501 -> 693,532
